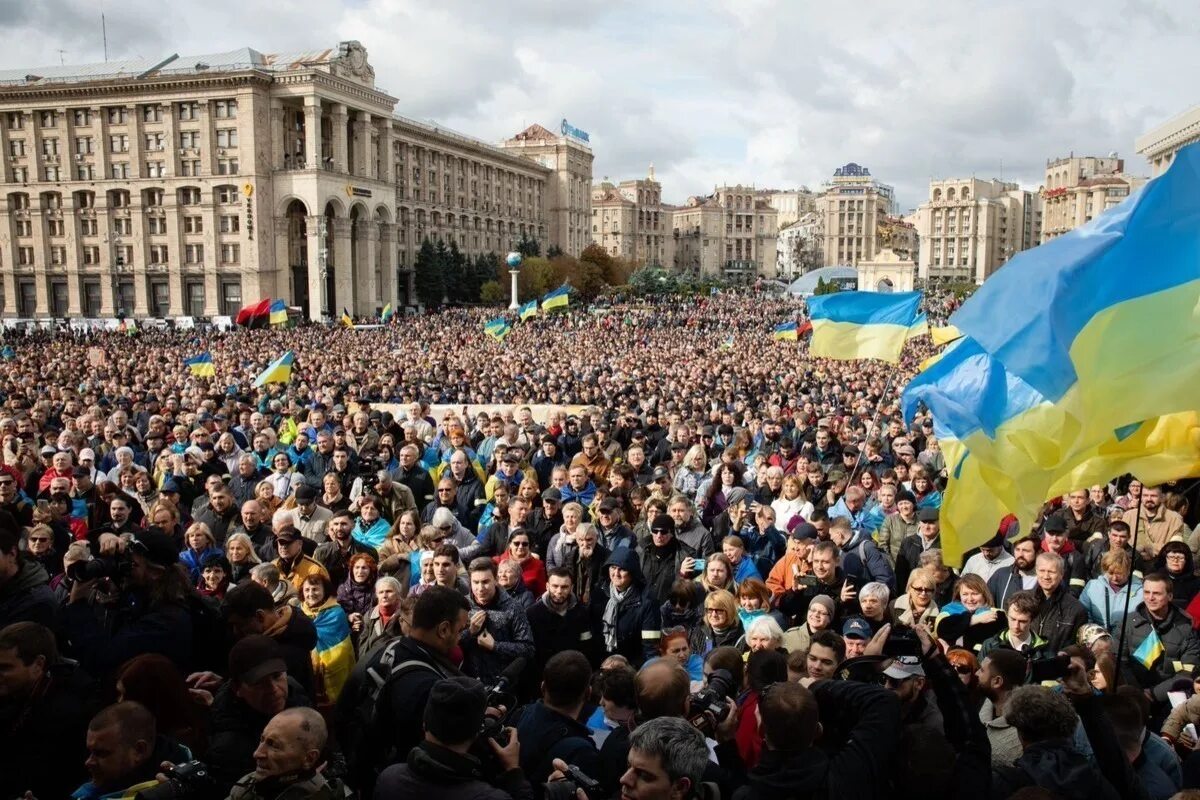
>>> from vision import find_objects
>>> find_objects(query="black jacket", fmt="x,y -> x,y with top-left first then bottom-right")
374,741 -> 533,800
732,680 -> 900,800
896,533 -> 940,592
63,591 -> 194,678
0,558 -> 57,632
265,605 -> 319,697
641,540 -> 688,603
590,547 -> 662,667
207,677 -> 312,793
1119,603 -> 1200,699
526,594 -> 594,674
0,659 -> 96,800
392,463 -> 435,508
1031,582 -> 1088,653
987,566 -> 1036,611
511,701 -> 601,794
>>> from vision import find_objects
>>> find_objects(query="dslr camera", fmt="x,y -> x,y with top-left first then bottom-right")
688,668 -> 735,735
544,765 -> 602,800
66,552 -> 134,583
135,761 -> 218,800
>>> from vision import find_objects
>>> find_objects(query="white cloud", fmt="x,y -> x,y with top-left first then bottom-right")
1,0 -> 1195,208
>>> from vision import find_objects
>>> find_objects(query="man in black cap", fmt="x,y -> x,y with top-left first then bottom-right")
896,507 -> 941,591
649,466 -> 673,501
1039,514 -> 1087,596
595,496 -> 637,553
641,515 -> 688,602
279,482 -> 333,544
373,676 -> 530,800
62,527 -> 196,678
206,634 -> 314,793
526,487 -> 564,560
962,527 -> 1016,583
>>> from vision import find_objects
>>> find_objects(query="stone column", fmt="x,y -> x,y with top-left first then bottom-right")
164,190 -> 185,315
331,104 -> 349,174
362,222 -> 378,311
271,100 -> 285,170
305,214 -> 326,321
379,224 -> 395,309
333,218 -> 353,314
379,121 -> 395,184
303,97 -> 321,170
353,112 -> 370,178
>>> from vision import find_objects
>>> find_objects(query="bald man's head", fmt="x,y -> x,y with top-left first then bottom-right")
635,660 -> 690,720
253,707 -> 327,779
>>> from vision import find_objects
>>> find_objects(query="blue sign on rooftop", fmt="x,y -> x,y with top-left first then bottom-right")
561,118 -> 590,143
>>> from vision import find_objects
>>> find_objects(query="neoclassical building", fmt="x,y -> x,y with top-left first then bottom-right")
0,42 -> 592,320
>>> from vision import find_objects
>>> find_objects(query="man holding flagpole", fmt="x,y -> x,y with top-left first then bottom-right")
1120,572 -> 1200,705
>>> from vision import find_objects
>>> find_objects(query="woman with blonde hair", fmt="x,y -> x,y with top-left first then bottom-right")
673,445 -> 709,500
770,474 -> 814,532
697,589 -> 743,654
223,532 -> 261,585
377,508 -> 420,583
892,566 -> 940,627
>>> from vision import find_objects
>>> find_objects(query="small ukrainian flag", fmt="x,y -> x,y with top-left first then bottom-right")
269,299 -> 288,326
542,285 -> 569,311
772,321 -> 798,341
519,299 -> 538,321
184,352 -> 215,378
252,350 -> 295,388
484,317 -> 511,341
340,308 -> 354,328
381,303 -> 394,323
1133,628 -> 1165,670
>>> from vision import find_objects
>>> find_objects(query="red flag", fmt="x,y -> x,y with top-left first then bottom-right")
235,298 -> 272,328
797,320 -> 813,338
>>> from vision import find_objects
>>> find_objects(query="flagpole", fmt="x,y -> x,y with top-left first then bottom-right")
846,369 -> 897,489
1114,482 -> 1144,686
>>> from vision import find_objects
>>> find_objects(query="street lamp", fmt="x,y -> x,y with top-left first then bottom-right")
506,251 -> 522,310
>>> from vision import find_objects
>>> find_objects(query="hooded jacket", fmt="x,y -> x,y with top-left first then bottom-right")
461,587 -> 536,683
641,537 -> 688,603
591,546 -> 662,666
838,529 -> 896,592
0,557 -> 57,630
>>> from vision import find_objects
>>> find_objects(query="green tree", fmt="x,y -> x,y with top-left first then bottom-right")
629,267 -> 678,296
445,240 -> 467,302
516,233 -> 541,258
479,280 -> 506,304
546,244 -> 564,259
518,256 -> 556,299
413,238 -> 444,307
580,242 -> 619,285
813,276 -> 841,296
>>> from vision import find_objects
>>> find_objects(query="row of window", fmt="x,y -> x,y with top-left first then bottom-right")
7,242 -> 241,267
6,101 -> 237,131
8,128 -> 238,158
6,185 -> 244,211
8,277 -> 241,318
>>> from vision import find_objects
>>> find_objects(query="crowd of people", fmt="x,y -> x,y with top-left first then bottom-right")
0,289 -> 1198,800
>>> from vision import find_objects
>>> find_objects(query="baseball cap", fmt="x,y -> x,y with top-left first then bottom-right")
39,445 -> 56,456
598,497 -> 620,513
228,635 -> 288,684
72,466 -> 91,478
841,617 -> 871,641
917,508 -> 940,523
652,466 -> 670,481
726,487 -> 749,508
160,478 -> 181,494
79,448 -> 96,462
294,484 -> 318,503
501,452 -> 520,464
274,526 -> 300,544
883,656 -> 925,680
789,521 -> 818,540
1042,514 -> 1067,534
541,487 -> 562,503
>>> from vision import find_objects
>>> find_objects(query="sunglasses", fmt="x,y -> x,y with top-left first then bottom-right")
705,608 -> 727,616
952,665 -> 974,676
912,586 -> 934,593
511,541 -> 530,548
27,536 -> 50,543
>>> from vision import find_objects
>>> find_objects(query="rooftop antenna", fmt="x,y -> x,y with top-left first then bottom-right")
57,50 -> 67,66
101,2 -> 109,62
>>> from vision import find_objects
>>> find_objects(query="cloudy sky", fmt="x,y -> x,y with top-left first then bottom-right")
1,0 -> 1195,210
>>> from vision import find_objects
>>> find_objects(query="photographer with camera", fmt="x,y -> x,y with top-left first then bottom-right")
374,676 -> 532,800
598,660 -> 742,799
511,651 -> 601,797
62,528 -> 197,679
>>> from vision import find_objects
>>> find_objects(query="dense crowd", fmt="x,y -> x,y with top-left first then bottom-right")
0,289 -> 1197,800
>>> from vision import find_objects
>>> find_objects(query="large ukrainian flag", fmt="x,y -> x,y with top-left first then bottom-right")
902,142 -> 1200,559
542,285 -> 570,311
302,598 -> 355,704
806,291 -> 922,363
252,350 -> 295,387
184,352 -> 215,378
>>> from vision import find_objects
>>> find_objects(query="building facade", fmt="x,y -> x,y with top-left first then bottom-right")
775,211 -> 823,280
1135,105 -> 1200,177
814,163 -> 892,267
671,185 -> 778,280
0,42 -> 588,320
589,167 -> 670,266
911,178 -> 1042,284
1040,155 -> 1143,243
763,188 -> 815,229
500,123 -> 593,258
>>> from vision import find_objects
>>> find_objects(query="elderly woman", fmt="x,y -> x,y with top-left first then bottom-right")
1080,549 -> 1143,633
741,615 -> 784,654
351,494 -> 391,549
215,433 -> 245,474
263,451 -> 297,502
893,566 -> 940,627
299,574 -> 355,708
353,578 -> 411,655
781,593 -> 835,657
336,553 -> 379,619
254,480 -> 282,519
497,558 -> 536,611
546,503 -> 585,570
496,529 -> 546,598
377,508 -> 420,583
857,582 -> 892,632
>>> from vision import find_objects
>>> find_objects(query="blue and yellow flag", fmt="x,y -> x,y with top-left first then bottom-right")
720,335 -> 734,350
340,308 -> 354,328
302,599 -> 355,703
269,299 -> 287,326
1133,628 -> 1165,670
0,345 -> 15,360
906,313 -> 929,341
806,291 -> 922,363
931,324 -> 962,347
184,352 -> 215,378
484,317 -> 511,341
252,350 -> 295,388
519,299 -> 538,321
542,285 -> 570,311
380,303 -> 394,323
772,322 -> 798,341
902,143 -> 1200,560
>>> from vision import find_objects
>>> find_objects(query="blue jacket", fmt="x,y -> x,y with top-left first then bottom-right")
739,525 -> 786,579
352,517 -> 391,550
179,545 -> 223,583
561,480 -> 597,509
591,547 -> 662,666
1080,576 -> 1143,633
